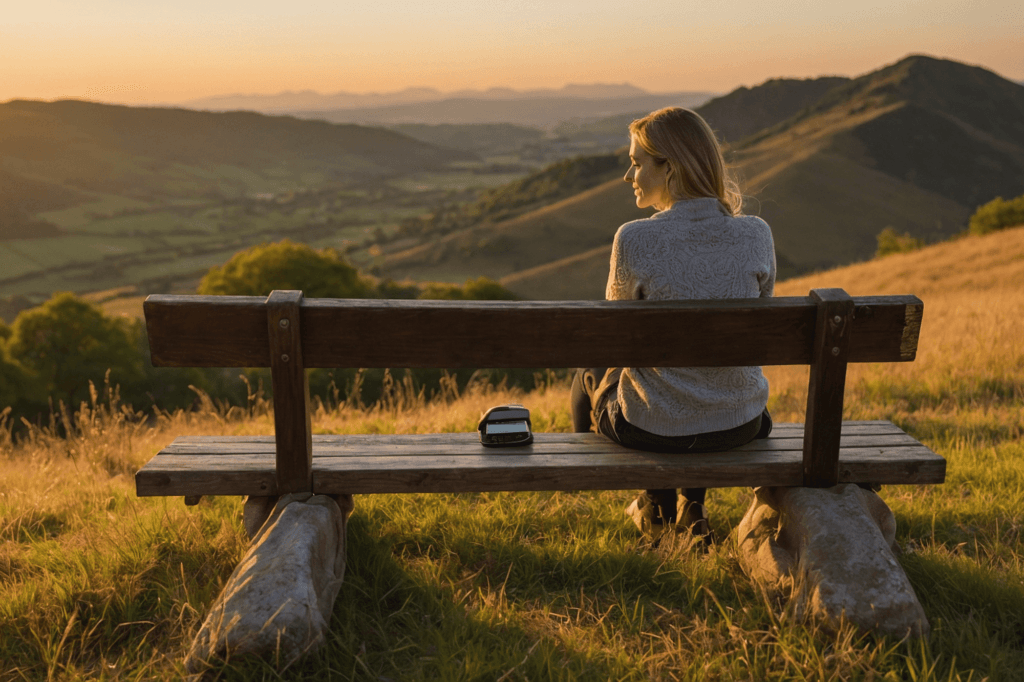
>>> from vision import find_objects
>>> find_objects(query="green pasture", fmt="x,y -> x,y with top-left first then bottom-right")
0,244 -> 43,281
389,171 -> 528,193
66,212 -> 186,236
37,195 -> 154,230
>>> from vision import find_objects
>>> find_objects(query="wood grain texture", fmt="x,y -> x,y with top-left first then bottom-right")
163,421 -> 907,445
803,288 -> 854,487
143,294 -> 922,369
266,291 -> 312,493
134,423 -> 946,497
155,433 -> 924,456
901,302 -> 924,360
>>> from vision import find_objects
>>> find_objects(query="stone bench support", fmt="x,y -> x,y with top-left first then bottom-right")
737,484 -> 929,638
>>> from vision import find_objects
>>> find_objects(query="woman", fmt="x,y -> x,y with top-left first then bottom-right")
570,107 -> 776,547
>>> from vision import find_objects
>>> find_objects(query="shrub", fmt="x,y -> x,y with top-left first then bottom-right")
969,194 -> 1024,236
198,240 -> 374,298
875,227 -> 925,257
418,277 -> 517,301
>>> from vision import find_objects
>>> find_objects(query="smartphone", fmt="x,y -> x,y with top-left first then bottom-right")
478,404 -> 534,447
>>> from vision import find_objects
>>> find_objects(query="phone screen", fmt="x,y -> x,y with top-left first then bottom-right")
485,421 -> 529,435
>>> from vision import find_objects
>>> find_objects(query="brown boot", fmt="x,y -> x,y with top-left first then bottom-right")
678,496 -> 714,549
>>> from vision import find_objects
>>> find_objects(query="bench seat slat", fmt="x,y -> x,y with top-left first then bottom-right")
162,420 -> 907,446
135,422 -> 945,497
154,433 -> 924,456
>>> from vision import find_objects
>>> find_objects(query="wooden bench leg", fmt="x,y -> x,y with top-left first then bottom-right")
243,495 -> 279,540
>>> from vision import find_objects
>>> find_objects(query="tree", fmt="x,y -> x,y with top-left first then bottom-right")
969,194 -> 1024,236
6,293 -> 145,410
0,346 -> 43,413
875,227 -> 924,257
198,240 -> 374,298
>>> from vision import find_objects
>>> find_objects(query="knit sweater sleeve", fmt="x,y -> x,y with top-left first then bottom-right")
605,223 -> 642,301
755,217 -> 777,299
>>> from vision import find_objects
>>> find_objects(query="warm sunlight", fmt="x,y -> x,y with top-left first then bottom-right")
3,0 -> 1021,103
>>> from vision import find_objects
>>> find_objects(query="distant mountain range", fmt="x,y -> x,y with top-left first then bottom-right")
292,93 -> 715,130
178,84 -> 716,130
379,55 -> 1024,297
182,83 -> 679,112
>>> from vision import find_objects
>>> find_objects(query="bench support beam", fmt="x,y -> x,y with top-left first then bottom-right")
266,290 -> 312,493
803,288 -> 854,487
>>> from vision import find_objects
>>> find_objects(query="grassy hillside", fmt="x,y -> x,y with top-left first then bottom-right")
1,227 -> 1023,678
389,123 -> 546,155
695,76 -> 850,145
386,178 -> 648,283
501,244 -> 613,300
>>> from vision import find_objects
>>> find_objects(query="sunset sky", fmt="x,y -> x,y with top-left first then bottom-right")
4,0 -> 1021,105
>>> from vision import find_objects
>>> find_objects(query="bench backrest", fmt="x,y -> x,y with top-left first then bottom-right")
144,288 -> 923,493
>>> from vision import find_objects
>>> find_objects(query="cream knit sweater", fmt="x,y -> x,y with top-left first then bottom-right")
606,197 -> 776,436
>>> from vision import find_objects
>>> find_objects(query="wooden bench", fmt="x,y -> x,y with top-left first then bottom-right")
135,288 -> 945,501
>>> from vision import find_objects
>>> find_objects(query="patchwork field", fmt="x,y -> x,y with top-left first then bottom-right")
1,226 -> 1022,679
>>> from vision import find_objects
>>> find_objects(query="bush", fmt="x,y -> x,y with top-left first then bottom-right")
875,227 -> 925,257
418,277 -> 517,301
5,293 -> 145,412
198,240 -> 374,298
969,194 -> 1024,236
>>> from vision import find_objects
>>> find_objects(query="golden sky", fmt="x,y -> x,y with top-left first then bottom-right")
3,0 -> 1021,104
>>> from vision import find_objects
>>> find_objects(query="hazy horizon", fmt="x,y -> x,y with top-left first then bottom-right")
3,0 -> 1021,106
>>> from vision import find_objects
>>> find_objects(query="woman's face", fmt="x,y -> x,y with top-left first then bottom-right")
624,136 -> 672,211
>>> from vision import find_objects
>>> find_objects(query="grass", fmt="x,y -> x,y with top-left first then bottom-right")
2,229 -> 1024,680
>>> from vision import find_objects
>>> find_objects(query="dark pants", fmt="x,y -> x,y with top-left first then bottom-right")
571,367 -> 772,524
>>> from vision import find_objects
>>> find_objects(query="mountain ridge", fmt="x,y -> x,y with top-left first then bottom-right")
180,83 -> 682,113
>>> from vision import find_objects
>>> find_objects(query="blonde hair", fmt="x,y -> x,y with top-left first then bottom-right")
629,107 -> 743,216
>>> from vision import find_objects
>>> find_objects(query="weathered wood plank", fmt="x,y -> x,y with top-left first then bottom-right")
266,290 -> 312,493
803,289 -> 854,486
162,421 -> 910,446
154,432 -> 925,456
144,295 -> 269,367
311,446 -> 945,493
137,461 -> 278,497
135,444 -> 944,497
143,294 -> 922,368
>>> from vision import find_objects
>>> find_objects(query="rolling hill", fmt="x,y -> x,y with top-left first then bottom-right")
385,178 -> 648,284
387,55 -> 1024,298
695,76 -> 850,145
0,99 -> 471,238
